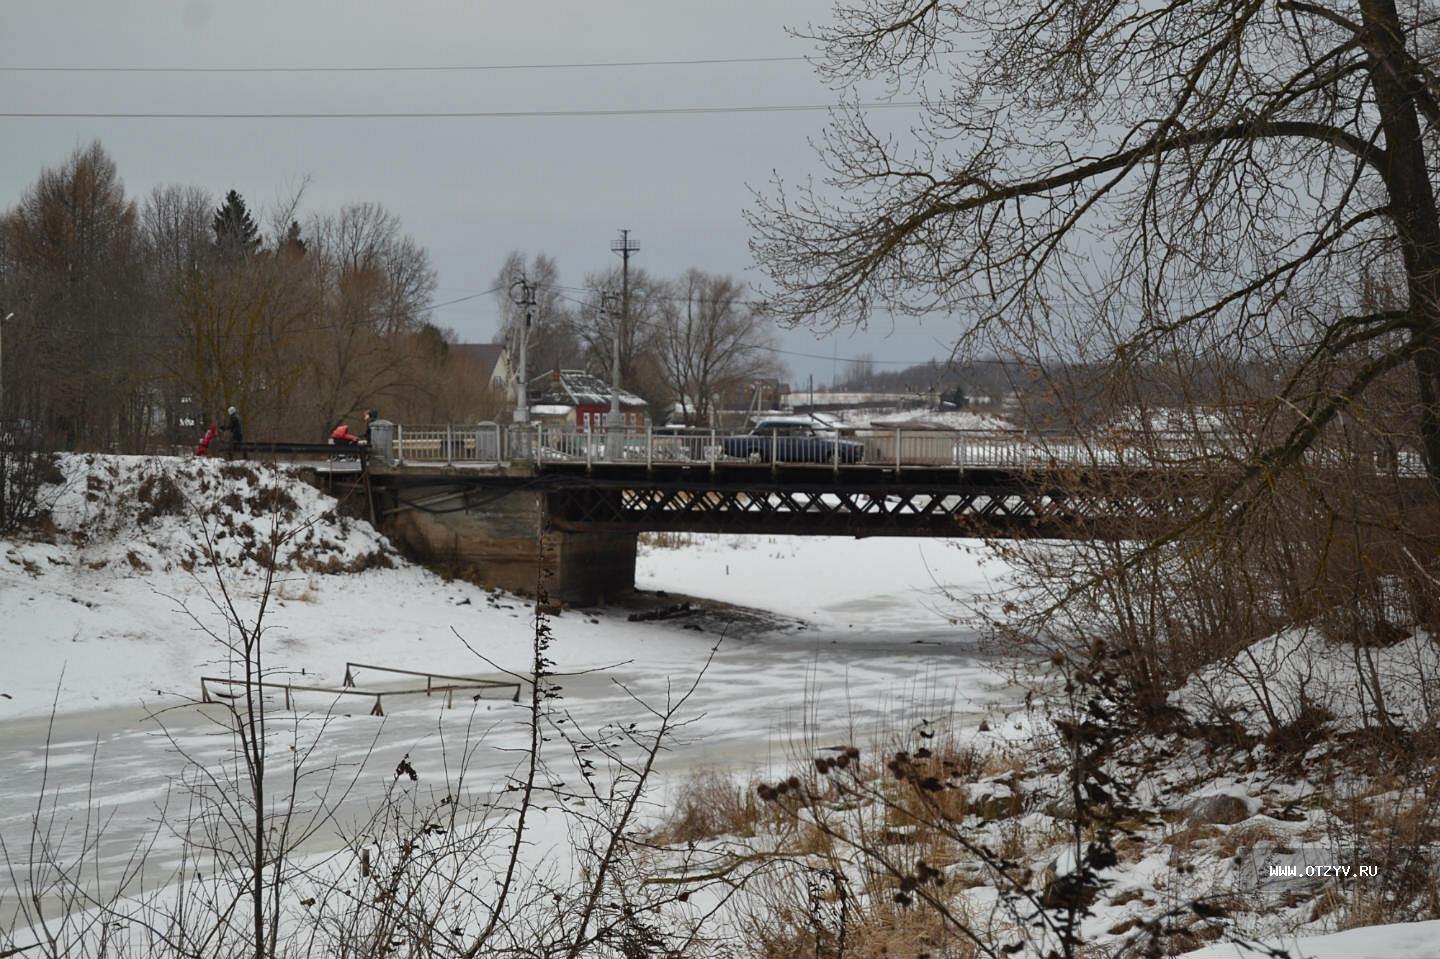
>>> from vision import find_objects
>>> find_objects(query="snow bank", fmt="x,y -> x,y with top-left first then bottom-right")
0,454 -> 713,719
1170,627 -> 1440,734
23,453 -> 392,575
1181,919 -> 1440,958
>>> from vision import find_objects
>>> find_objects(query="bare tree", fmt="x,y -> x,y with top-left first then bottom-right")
840,352 -> 876,390
572,265 -> 670,411
749,0 -> 1440,493
301,203 -> 437,435
142,184 -> 212,276
657,270 -> 782,426
491,251 -> 579,383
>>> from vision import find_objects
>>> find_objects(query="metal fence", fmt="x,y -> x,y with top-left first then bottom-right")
380,423 -> 1426,476
392,422 -> 501,464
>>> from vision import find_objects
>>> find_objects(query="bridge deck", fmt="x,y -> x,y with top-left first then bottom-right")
353,425 -> 1426,540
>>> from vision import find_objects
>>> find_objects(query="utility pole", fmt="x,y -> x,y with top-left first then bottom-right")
509,276 -> 536,425
608,229 -> 639,446
0,312 -> 12,428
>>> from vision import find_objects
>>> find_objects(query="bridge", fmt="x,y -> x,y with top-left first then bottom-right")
314,422 -> 1425,604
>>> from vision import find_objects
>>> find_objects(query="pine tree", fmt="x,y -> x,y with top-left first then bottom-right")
277,219 -> 306,258
212,189 -> 261,259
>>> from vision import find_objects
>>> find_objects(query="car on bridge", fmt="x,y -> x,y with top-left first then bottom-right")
721,418 -> 865,464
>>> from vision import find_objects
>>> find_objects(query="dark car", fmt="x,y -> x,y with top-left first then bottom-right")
721,419 -> 864,464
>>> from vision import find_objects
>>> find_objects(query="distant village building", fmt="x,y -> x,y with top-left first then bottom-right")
783,390 -> 938,413
528,369 -> 648,430
451,343 -> 512,390
715,379 -> 791,412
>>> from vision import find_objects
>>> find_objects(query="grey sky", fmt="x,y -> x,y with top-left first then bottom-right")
1,0 -> 963,385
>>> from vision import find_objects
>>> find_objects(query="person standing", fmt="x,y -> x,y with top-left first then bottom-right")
363,408 -> 378,444
225,406 -> 243,446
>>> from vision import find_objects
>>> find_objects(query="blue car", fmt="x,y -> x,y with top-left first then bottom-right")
721,419 -> 864,464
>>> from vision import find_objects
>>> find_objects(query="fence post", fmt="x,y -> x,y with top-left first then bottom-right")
646,424 -> 653,469
833,428 -> 840,472
395,424 -> 404,465
710,429 -> 717,475
445,423 -> 454,464
586,428 -> 594,470
895,428 -> 902,474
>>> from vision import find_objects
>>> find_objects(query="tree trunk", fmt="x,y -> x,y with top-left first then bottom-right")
1361,0 -> 1440,493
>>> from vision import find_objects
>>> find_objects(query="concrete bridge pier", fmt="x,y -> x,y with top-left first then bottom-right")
378,480 -> 637,605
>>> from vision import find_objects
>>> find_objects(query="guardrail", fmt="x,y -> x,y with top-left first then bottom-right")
381,423 -> 1426,476
200,661 -> 521,716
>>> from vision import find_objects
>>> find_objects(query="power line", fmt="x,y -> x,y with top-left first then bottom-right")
429,287 -> 501,309
0,55 -> 808,74
544,288 -> 959,368
0,101 -> 923,120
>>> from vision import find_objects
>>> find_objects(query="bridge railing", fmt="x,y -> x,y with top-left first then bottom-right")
381,422 -> 1425,475
392,422 -> 501,464
526,426 -> 1094,469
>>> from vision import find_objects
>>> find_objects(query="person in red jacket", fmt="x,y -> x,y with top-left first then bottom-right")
195,423 -> 219,456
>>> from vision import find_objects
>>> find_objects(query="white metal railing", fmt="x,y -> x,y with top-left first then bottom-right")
381,423 -> 1427,476
392,422 -> 501,464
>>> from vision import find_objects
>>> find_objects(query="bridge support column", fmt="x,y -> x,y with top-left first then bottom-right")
378,483 -> 637,605
546,528 -> 638,605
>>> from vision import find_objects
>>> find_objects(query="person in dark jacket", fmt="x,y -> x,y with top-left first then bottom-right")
225,406 -> 243,445
363,408 -> 378,444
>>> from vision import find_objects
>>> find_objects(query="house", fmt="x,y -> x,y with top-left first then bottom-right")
715,379 -> 790,412
528,369 -> 648,430
451,343 -> 512,389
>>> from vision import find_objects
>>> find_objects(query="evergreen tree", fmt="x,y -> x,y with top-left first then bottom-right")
212,189 -> 261,259
277,219 -> 306,258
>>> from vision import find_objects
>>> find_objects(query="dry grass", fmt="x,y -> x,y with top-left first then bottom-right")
136,472 -> 185,525
638,531 -> 698,550
742,870 -> 987,959
649,768 -> 775,844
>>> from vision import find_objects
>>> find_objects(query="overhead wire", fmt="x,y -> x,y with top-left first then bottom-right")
0,102 -> 925,120
541,287 -> 960,368
0,55 -> 810,74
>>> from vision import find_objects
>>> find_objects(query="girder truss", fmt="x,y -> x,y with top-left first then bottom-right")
546,479 -> 1190,538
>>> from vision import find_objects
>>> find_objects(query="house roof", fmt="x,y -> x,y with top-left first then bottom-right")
529,369 -> 647,409
452,343 -> 508,382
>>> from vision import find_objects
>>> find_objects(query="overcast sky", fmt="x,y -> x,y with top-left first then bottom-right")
1,0 -> 964,385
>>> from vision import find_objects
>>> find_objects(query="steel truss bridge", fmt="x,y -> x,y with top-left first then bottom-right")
534,462 -> 1204,538
362,424 -> 1397,539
